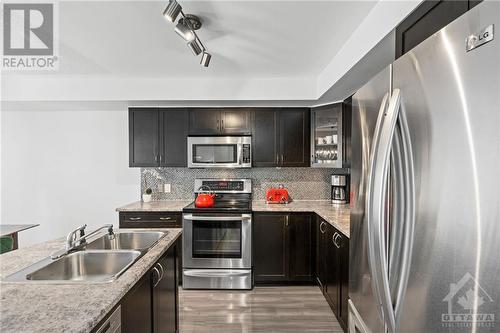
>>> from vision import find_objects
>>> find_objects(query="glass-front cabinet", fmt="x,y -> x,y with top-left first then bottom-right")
311,104 -> 343,168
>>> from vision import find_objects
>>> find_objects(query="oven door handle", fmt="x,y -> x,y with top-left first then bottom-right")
183,214 -> 252,221
183,269 -> 252,278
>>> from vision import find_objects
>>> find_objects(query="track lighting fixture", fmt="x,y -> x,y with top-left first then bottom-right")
163,0 -> 182,23
200,52 -> 211,67
175,21 -> 195,42
187,40 -> 203,56
162,1 -> 211,67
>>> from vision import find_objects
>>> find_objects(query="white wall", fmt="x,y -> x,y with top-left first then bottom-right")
0,101 -> 140,247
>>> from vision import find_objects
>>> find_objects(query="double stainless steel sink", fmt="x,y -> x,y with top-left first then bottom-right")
4,231 -> 167,283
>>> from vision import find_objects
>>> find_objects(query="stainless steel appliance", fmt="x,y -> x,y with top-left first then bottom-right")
187,136 -> 251,168
350,2 -> 499,332
183,179 -> 252,289
331,174 -> 348,204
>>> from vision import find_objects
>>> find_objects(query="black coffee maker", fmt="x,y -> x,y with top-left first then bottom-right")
331,174 -> 349,204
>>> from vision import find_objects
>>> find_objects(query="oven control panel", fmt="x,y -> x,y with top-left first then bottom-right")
202,181 -> 244,191
194,179 -> 252,193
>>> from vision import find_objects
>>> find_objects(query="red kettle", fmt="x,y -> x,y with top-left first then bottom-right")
195,186 -> 215,208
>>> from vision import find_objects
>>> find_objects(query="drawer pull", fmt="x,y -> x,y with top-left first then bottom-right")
159,217 -> 173,221
128,217 -> 142,221
319,221 -> 326,234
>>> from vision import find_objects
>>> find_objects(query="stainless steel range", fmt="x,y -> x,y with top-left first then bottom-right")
182,179 -> 252,290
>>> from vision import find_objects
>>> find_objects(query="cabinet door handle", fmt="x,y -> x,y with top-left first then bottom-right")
332,232 -> 341,248
216,119 -> 220,131
152,267 -> 161,287
128,217 -> 142,221
319,221 -> 326,234
281,154 -> 284,165
159,217 -> 172,221
154,155 -> 158,162
221,119 -> 224,131
276,154 -> 279,165
159,155 -> 162,164
285,215 -> 289,227
157,262 -> 164,281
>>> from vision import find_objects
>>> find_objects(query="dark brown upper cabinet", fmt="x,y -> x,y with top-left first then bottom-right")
252,109 -> 279,167
129,108 -> 188,167
160,109 -> 188,167
252,108 -> 310,167
129,108 -> 159,167
395,0 -> 480,59
188,108 -> 251,135
280,108 -> 310,167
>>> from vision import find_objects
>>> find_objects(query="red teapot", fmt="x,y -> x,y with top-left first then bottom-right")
195,186 -> 215,208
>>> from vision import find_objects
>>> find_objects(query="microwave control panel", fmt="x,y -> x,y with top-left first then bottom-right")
242,144 -> 251,163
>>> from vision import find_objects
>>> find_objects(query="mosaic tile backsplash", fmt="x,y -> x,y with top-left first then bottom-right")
141,168 -> 335,201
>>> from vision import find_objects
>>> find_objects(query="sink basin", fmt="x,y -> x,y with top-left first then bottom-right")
25,250 -> 141,282
85,231 -> 166,251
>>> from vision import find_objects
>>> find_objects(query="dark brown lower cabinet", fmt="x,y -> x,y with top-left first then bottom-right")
253,213 -> 349,331
253,213 -> 313,284
253,214 -> 288,283
119,211 -> 183,285
108,239 -> 180,333
152,244 -> 179,333
316,217 -> 349,332
288,214 -> 313,282
325,225 -> 340,313
339,232 -> 349,329
121,273 -> 153,333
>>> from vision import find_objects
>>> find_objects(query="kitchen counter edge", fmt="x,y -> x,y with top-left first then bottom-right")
116,200 -> 350,238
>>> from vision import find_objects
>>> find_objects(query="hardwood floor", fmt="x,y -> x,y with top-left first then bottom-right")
179,286 -> 343,333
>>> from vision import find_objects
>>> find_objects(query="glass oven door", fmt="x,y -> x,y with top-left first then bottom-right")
183,214 -> 252,269
192,220 -> 241,259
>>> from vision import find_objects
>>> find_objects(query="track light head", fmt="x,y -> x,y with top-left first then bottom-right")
187,39 -> 203,56
200,52 -> 211,67
175,21 -> 195,42
163,0 -> 182,22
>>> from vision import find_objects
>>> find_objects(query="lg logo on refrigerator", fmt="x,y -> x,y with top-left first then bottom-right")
466,24 -> 494,52
2,2 -> 59,70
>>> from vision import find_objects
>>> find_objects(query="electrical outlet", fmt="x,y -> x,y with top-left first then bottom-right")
163,183 -> 171,193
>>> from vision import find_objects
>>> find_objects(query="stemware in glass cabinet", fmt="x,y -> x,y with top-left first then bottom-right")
311,106 -> 342,168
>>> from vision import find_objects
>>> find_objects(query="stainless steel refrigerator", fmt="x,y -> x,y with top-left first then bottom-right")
349,2 -> 499,332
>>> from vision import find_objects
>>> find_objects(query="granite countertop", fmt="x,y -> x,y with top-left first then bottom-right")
115,200 -> 350,238
252,200 -> 350,237
116,200 -> 192,212
0,224 -> 39,237
0,228 -> 182,333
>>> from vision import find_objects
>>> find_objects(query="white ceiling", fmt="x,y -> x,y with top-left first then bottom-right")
57,1 -> 377,77
1,0 -> 422,102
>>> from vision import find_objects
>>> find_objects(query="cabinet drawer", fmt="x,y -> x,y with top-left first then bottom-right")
119,212 -> 182,228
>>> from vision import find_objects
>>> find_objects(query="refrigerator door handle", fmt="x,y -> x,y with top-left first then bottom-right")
368,89 -> 416,333
388,89 -> 416,324
366,92 -> 391,329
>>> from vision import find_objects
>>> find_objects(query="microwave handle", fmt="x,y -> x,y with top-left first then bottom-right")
184,214 -> 252,221
238,143 -> 243,165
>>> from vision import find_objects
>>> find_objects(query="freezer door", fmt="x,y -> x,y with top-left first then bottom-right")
350,66 -> 391,333
393,2 -> 500,332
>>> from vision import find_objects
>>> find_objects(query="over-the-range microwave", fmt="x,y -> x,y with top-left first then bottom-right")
187,136 -> 252,168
